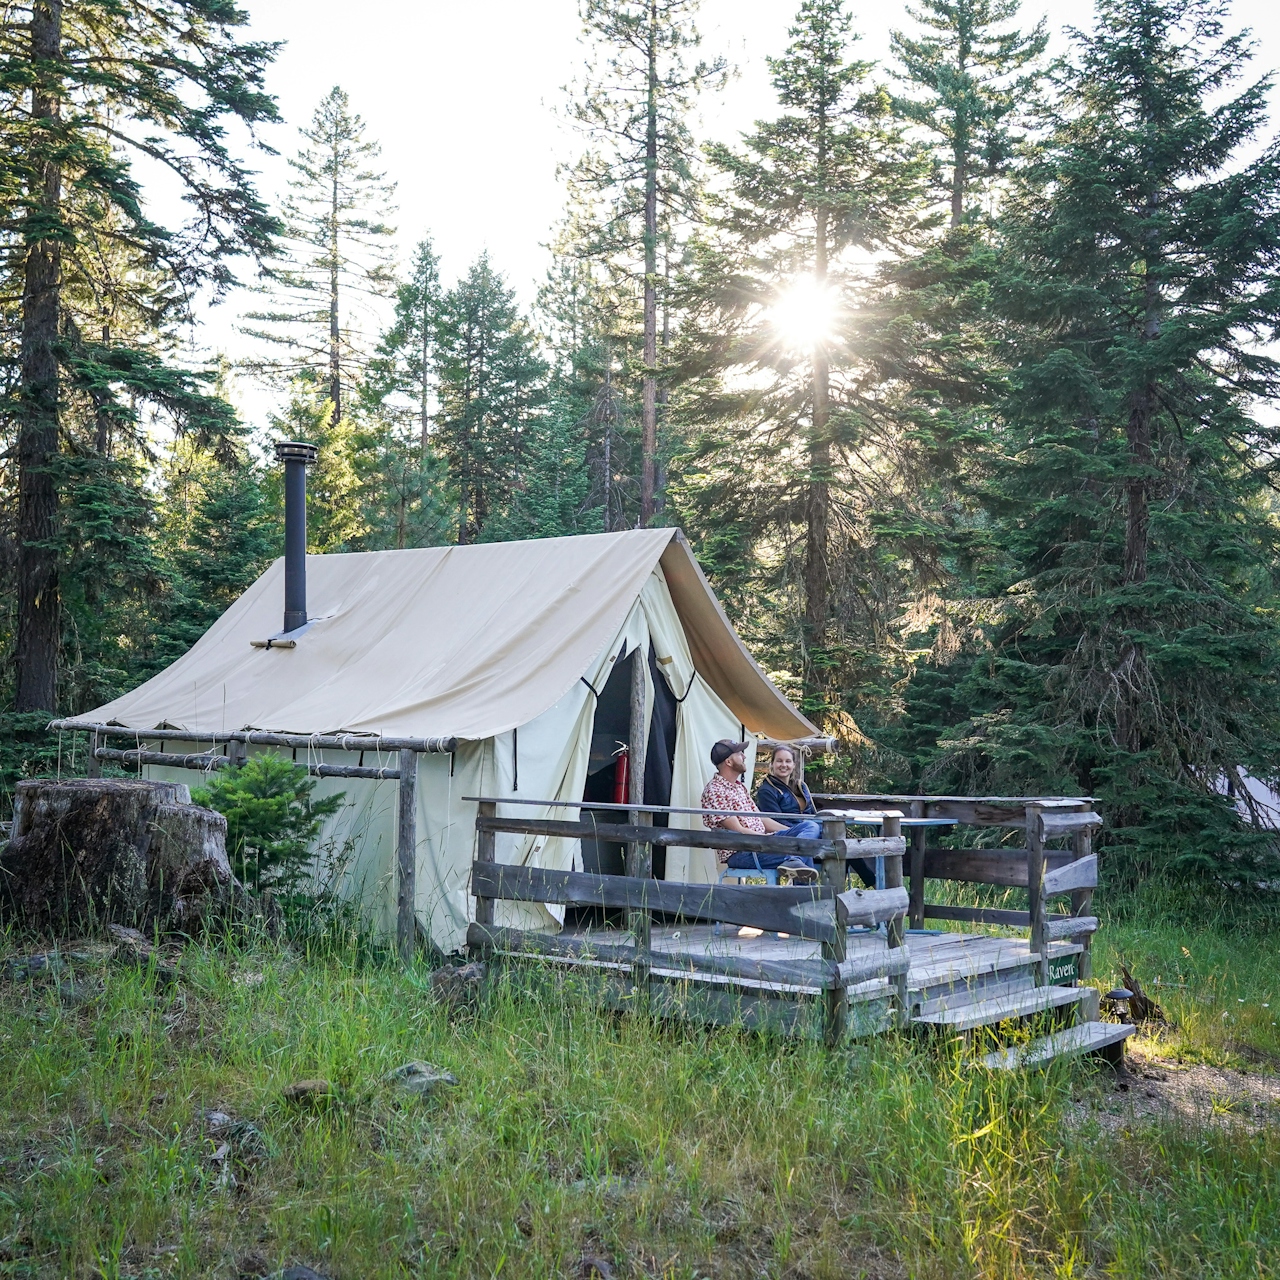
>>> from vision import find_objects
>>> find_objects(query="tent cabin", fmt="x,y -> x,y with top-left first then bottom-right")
56,528 -> 822,953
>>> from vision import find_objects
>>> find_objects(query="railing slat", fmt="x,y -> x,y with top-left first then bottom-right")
470,861 -> 841,944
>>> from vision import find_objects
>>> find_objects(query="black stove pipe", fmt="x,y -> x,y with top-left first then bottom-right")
275,440 -> 318,633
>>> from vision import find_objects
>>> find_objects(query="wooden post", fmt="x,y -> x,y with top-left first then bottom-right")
1026,803 -> 1048,985
1071,827 -> 1094,981
883,812 -> 909,1027
626,647 -> 651,990
820,816 -> 848,1046
474,800 -> 496,933
397,748 -> 418,964
225,738 -> 247,769
86,730 -> 101,778
908,799 -> 925,930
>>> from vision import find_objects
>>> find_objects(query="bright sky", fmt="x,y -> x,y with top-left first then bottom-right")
199,0 -> 1280,426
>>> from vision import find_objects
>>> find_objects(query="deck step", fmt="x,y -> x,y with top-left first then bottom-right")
918,983 -> 1085,1031
977,1020 -> 1136,1070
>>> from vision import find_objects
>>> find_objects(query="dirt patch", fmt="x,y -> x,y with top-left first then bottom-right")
1074,1038 -> 1280,1132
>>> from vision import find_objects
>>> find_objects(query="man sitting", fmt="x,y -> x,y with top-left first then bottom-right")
700,740 -> 821,879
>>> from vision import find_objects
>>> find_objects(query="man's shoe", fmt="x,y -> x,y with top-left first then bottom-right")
777,859 -> 819,887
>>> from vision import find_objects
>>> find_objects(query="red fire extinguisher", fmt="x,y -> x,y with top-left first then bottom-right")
612,749 -> 629,805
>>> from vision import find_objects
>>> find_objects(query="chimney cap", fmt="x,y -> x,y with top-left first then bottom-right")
275,440 -> 318,465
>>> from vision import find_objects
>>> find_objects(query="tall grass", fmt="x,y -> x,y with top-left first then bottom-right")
0,910 -> 1275,1279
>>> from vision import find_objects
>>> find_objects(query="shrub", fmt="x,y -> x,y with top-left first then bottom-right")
193,753 -> 344,893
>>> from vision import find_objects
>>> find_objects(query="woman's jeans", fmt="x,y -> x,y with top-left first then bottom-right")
725,819 -> 821,870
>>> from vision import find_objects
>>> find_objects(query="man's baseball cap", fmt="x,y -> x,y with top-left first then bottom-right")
710,739 -> 750,766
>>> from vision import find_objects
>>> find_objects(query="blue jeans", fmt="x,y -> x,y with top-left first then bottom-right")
726,819 -> 821,870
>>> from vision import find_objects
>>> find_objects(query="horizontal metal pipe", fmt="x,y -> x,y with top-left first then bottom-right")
93,747 -> 400,781
53,721 -> 455,754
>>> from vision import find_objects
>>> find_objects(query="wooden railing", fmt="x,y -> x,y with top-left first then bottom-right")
816,794 -> 1102,981
467,800 -> 909,1044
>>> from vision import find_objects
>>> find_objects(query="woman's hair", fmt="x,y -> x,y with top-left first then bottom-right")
768,746 -> 808,804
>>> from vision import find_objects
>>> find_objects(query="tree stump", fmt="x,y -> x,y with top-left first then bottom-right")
0,778 -> 263,936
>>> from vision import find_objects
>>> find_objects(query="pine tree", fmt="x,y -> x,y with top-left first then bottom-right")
434,255 -> 548,544
891,0 -> 1047,227
267,384 -> 369,553
0,0 -> 280,712
537,253 -> 634,531
242,86 -> 397,422
563,0 -> 726,525
366,238 -> 443,452
151,447 -> 275,671
678,0 -> 923,723
923,0 -> 1280,875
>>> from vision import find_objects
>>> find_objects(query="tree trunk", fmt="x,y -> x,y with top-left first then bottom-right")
804,208 -> 831,647
1114,216 -> 1162,767
15,0 -> 65,714
639,1 -> 659,527
602,356 -> 614,533
419,302 -> 430,454
950,36 -> 970,229
1,778 -> 264,936
1123,390 -> 1153,589
328,156 -> 342,423
950,142 -> 966,229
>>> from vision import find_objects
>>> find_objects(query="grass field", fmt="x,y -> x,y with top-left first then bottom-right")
0,898 -> 1276,1280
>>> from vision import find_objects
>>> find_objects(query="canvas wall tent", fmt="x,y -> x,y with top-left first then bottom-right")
58,528 -> 818,952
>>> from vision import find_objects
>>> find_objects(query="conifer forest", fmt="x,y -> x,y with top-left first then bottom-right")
5,0 -> 1280,889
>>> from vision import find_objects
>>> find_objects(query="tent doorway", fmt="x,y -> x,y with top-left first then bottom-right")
579,644 -> 678,879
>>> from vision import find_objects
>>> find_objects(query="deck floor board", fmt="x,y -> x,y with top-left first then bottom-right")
556,923 -> 1068,1002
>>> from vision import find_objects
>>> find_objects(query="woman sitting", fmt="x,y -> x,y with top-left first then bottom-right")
754,744 -> 818,821
756,745 -> 876,888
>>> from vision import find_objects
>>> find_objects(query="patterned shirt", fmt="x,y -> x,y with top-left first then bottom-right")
701,771 -> 766,863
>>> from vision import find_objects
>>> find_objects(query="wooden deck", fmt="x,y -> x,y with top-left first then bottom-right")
468,794 -> 1119,1064
486,922 -> 1090,1041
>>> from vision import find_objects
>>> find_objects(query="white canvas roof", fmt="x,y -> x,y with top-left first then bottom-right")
69,529 -> 816,742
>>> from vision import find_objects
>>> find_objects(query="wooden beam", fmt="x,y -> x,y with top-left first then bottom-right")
470,861 -> 841,944
53,721 -> 457,755
820,816 -> 848,1045
757,736 -> 840,756
475,813 -> 839,859
396,748 -> 417,965
908,799 -> 925,929
95,747 -> 230,772
466,922 -> 839,990
917,847 -> 1073,887
882,811 -> 909,1026
837,836 -> 907,859
922,904 -> 1033,927
1043,854 -> 1098,896
1045,915 -> 1099,941
1071,827 -> 1095,980
1039,810 -> 1103,840
473,802 -> 496,932
1027,802 -> 1047,985
92,746 -> 400,780
835,885 -> 909,927
626,645 -> 650,989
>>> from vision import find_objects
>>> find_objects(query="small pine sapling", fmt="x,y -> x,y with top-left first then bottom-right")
194,755 -> 345,894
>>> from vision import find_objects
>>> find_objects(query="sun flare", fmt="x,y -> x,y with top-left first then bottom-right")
769,277 -> 840,351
